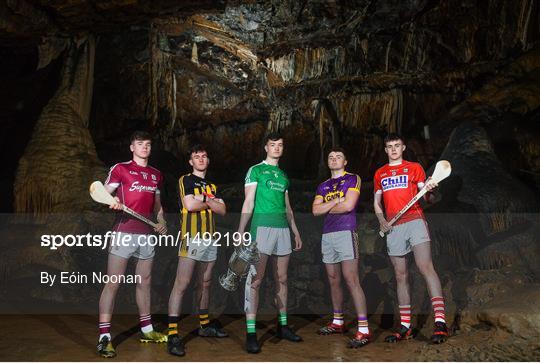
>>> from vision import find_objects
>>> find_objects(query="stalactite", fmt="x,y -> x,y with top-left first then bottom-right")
37,36 -> 67,70
191,41 -> 199,64
268,107 -> 292,131
329,89 -> 403,132
171,71 -> 177,131
148,28 -> 173,127
517,0 -> 535,50
265,46 -> 346,84
402,23 -> 414,71
384,40 -> 392,73
14,35 -> 105,215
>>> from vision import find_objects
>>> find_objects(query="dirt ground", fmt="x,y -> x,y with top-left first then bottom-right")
0,314 -> 538,361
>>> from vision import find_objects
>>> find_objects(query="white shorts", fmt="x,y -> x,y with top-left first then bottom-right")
255,227 -> 292,256
386,219 -> 430,256
109,232 -> 155,260
321,230 -> 359,264
178,237 -> 217,262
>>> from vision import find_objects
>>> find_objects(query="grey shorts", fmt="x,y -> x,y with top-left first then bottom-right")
255,227 -> 292,256
178,238 -> 217,262
321,230 -> 359,264
386,219 -> 430,256
109,232 -> 155,260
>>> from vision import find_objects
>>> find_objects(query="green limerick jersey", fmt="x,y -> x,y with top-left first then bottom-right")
245,161 -> 289,234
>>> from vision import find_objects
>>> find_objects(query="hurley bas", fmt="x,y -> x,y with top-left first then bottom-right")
40,271 -> 141,286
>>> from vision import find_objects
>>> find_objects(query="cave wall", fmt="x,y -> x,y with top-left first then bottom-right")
1,0 -> 539,338
85,0 -> 540,186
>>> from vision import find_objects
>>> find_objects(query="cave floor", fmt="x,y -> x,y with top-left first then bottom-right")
0,314 -> 537,361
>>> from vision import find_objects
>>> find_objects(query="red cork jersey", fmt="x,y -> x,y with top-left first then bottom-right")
105,160 -> 163,233
373,160 -> 426,225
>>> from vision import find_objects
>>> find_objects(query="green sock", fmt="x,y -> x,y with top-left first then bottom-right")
279,312 -> 288,326
246,319 -> 256,334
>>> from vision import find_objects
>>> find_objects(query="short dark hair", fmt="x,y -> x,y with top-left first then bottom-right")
130,130 -> 152,143
384,133 -> 404,145
265,132 -> 283,144
328,147 -> 347,159
188,144 -> 207,158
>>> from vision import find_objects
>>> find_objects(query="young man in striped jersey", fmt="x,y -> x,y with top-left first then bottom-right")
373,133 -> 448,344
97,131 -> 168,358
239,132 -> 303,354
312,148 -> 370,348
167,145 -> 228,357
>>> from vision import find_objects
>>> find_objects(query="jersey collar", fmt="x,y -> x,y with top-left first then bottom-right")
331,170 -> 347,179
262,160 -> 279,167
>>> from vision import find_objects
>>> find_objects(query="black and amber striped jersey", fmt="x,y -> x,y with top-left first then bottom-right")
178,173 -> 218,239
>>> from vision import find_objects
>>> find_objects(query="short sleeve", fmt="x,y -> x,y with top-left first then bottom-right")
210,183 -> 219,199
179,175 -> 195,198
155,172 -> 163,195
374,171 -> 382,194
347,174 -> 361,193
415,164 -> 427,186
245,165 -> 259,186
105,164 -> 122,189
315,183 -> 324,200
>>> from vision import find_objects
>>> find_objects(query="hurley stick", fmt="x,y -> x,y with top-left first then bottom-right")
89,181 -> 158,228
379,160 -> 451,237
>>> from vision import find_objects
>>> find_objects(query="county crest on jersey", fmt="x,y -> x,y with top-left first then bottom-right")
315,172 -> 361,234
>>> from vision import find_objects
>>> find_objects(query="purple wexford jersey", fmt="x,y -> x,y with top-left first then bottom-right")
315,172 -> 361,234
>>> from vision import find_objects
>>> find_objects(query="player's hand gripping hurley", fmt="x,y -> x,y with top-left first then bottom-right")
379,160 -> 452,237
89,181 -> 158,228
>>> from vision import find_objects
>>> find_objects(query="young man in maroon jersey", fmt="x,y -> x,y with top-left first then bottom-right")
373,133 -> 448,344
97,131 -> 168,358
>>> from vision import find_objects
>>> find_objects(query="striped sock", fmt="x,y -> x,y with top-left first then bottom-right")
99,322 -> 111,340
139,314 -> 153,334
168,316 -> 179,336
399,304 -> 412,329
279,312 -> 288,326
332,310 -> 344,326
246,319 -> 256,334
199,309 -> 210,329
357,316 -> 369,334
431,296 -> 446,323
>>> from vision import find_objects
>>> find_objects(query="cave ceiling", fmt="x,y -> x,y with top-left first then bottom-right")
1,0 -> 539,185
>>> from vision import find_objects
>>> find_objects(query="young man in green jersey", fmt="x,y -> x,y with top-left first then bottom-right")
238,132 -> 303,354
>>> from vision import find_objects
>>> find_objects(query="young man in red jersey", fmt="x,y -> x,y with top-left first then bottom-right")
97,131 -> 168,358
373,133 -> 448,344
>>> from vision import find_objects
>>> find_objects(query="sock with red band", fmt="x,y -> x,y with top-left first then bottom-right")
431,296 -> 446,323
399,304 -> 411,329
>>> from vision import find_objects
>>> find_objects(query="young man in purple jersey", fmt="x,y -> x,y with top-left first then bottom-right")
312,148 -> 370,348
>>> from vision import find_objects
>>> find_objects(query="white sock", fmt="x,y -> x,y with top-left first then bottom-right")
358,326 -> 370,334
332,311 -> 344,326
141,324 -> 153,334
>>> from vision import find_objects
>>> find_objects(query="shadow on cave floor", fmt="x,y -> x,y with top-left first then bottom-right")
0,314 -> 538,361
